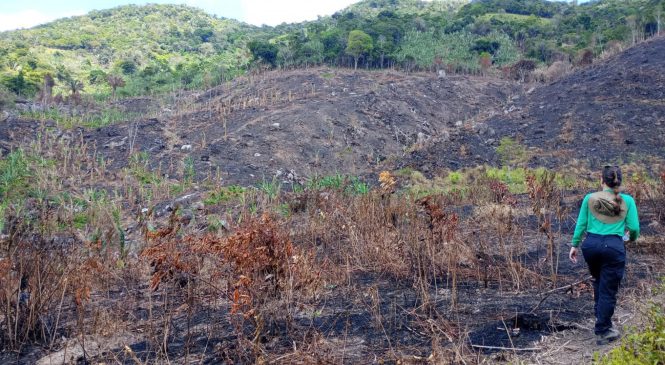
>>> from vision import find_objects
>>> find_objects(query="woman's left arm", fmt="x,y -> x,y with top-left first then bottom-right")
625,196 -> 640,242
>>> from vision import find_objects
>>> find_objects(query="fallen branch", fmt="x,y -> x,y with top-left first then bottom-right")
471,344 -> 541,351
539,276 -> 593,296
530,276 -> 593,314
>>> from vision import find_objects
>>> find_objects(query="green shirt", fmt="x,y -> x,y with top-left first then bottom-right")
572,190 -> 640,247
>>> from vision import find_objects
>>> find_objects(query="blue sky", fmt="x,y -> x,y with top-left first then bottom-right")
0,0 -> 360,31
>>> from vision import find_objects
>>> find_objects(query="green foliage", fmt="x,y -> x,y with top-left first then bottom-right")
346,30 -> 373,69
496,137 -> 528,166
20,106 -> 140,129
129,152 -> 161,185
305,173 -> 370,195
485,166 -> 528,193
346,177 -> 370,195
116,60 -> 137,75
595,280 -> 665,365
1,69 -> 40,97
0,0 -> 661,99
258,177 -> 281,199
448,171 -> 462,185
0,84 -> 15,111
307,173 -> 346,190
0,4 -> 251,98
204,185 -> 246,205
0,150 -> 30,202
248,40 -> 279,67
183,156 -> 195,184
88,69 -> 107,84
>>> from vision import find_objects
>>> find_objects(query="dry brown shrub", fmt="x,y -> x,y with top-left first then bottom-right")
576,49 -> 594,66
599,40 -> 625,61
544,61 -> 572,82
0,203 -> 110,351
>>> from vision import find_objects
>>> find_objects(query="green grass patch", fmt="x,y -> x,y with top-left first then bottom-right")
496,137 -> 528,166
129,152 -> 161,185
72,212 -> 89,229
307,173 -> 346,190
20,107 -> 141,129
485,166 -> 528,193
305,173 -> 370,195
204,185 -> 246,206
478,12 -> 552,27
258,177 -> 281,199
0,150 -> 31,201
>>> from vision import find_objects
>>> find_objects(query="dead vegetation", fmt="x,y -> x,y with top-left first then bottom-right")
1,125 -> 663,363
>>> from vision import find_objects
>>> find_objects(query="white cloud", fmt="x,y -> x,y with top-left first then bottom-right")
0,9 -> 85,32
241,0 -> 360,26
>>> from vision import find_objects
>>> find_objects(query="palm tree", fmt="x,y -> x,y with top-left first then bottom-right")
107,75 -> 125,100
67,78 -> 84,96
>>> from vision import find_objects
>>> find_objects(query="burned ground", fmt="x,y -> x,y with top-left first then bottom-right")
400,36 -> 665,174
1,68 -> 521,186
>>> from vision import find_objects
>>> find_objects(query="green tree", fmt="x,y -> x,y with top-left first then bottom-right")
248,40 -> 279,67
346,30 -> 373,70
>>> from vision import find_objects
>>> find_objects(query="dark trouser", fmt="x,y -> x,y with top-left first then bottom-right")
581,233 -> 626,335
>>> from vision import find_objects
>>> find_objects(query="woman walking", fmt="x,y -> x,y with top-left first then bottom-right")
569,165 -> 640,345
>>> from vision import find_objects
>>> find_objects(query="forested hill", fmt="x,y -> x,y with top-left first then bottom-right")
0,0 -> 663,101
0,4 -> 256,97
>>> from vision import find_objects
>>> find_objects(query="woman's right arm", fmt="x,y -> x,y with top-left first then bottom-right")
572,194 -> 590,247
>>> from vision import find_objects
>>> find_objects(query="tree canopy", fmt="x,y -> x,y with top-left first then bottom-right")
1,0 -> 663,99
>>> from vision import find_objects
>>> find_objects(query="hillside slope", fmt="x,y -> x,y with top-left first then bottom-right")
74,69 -> 520,185
494,35 -> 665,167
0,4 -> 253,96
401,36 -> 665,172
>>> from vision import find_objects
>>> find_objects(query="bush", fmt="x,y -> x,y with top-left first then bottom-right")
0,85 -> 15,111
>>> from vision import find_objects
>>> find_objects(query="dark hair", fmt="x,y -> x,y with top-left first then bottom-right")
602,165 -> 623,215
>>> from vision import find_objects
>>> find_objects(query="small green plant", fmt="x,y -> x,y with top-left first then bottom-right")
258,177 -> 281,198
183,156 -> 195,184
448,171 -> 462,185
0,149 -> 30,201
73,212 -> 89,229
129,152 -> 160,185
306,173 -> 346,190
277,203 -> 291,217
486,166 -> 528,193
496,137 -> 527,166
346,177 -> 370,195
204,185 -> 246,205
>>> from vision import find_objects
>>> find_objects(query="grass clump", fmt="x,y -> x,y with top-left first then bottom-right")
204,185 -> 246,206
0,150 -> 30,201
305,173 -> 370,195
496,136 -> 528,166
485,166 -> 528,193
129,152 -> 161,185
20,107 -> 141,129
